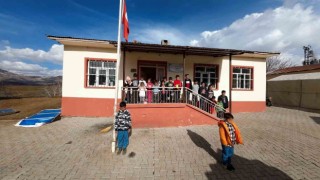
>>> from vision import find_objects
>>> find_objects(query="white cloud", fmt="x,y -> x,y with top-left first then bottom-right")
0,44 -> 63,64
0,60 -> 62,76
190,3 -> 320,65
132,26 -> 188,45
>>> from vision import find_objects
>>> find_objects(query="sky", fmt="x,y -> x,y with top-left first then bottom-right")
0,0 -> 320,76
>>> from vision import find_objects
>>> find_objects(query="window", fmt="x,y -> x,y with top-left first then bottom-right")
194,64 -> 218,88
232,67 -> 253,90
86,59 -> 116,87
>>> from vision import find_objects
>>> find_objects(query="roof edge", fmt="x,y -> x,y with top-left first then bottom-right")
47,35 -> 280,56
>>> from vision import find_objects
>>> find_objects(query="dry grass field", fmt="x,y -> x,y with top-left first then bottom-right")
0,85 -> 47,98
0,97 -> 61,120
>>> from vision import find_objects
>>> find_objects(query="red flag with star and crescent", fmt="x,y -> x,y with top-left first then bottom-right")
122,0 -> 129,42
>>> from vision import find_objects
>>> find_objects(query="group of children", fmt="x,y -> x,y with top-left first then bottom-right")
114,101 -> 243,171
124,74 -> 184,104
124,73 -> 230,119
190,80 -> 229,118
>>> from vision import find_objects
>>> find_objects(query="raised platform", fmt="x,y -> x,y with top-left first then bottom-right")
127,103 -> 219,128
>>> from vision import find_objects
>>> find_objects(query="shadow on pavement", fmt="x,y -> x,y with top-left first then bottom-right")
310,116 -> 320,125
187,129 -> 292,179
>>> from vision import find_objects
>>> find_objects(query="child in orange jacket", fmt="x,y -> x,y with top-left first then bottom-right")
218,113 -> 243,171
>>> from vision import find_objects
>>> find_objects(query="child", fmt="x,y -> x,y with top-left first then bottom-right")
218,90 -> 229,110
207,85 -> 214,99
173,75 -> 182,102
192,80 -> 200,105
210,96 -> 217,114
115,101 -> 132,155
218,113 -> 243,171
138,82 -> 146,104
215,98 -> 225,119
160,80 -> 167,103
166,77 -> 174,102
146,78 -> 153,103
184,74 -> 192,90
153,81 -> 160,103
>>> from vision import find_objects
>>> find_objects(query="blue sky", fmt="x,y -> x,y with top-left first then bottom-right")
1,0 -> 320,76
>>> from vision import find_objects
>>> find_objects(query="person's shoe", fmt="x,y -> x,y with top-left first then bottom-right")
122,148 -> 127,155
227,164 -> 235,171
117,148 -> 122,155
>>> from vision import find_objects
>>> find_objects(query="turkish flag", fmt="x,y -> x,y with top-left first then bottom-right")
122,0 -> 129,42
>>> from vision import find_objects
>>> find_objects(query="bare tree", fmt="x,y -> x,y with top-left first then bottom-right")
266,56 -> 295,73
43,80 -> 62,97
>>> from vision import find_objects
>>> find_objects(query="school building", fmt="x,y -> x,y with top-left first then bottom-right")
48,35 -> 278,127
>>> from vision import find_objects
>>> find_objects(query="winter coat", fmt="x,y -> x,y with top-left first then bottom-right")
115,110 -> 132,131
218,120 -> 243,146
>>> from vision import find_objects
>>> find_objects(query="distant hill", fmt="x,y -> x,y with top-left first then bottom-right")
0,69 -> 62,86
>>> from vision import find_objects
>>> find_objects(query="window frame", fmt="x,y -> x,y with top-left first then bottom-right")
84,58 -> 117,89
193,63 -> 219,90
231,66 -> 254,91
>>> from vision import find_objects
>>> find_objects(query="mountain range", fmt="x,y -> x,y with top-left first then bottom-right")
0,69 -> 62,86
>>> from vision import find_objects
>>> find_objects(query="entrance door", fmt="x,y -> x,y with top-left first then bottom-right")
140,67 -> 156,81
138,61 -> 167,82
156,66 -> 165,81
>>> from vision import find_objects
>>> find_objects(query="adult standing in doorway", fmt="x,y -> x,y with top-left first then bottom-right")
218,90 -> 229,110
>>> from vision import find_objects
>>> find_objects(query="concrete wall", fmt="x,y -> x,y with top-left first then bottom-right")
267,79 -> 320,110
63,45 -> 123,99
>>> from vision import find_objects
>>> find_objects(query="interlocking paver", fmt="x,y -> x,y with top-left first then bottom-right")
1,107 -> 320,179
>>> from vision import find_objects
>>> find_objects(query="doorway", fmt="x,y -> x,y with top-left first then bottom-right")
138,61 -> 167,82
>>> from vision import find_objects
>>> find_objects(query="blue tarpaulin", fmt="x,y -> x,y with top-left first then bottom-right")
0,108 -> 18,116
15,109 -> 61,127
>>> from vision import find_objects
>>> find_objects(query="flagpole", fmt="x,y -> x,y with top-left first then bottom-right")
112,0 -> 123,153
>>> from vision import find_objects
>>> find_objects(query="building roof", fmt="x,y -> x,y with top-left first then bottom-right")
268,72 -> 320,81
268,64 -> 320,75
47,35 -> 279,58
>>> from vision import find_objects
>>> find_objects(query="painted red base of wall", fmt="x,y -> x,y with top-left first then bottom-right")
127,103 -> 218,128
61,97 -> 265,128
61,97 -> 119,117
231,101 -> 265,113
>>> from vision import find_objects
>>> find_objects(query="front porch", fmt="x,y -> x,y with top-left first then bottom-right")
122,87 -> 222,128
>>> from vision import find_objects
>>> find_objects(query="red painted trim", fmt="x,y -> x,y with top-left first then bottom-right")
193,63 -> 219,90
137,60 -> 167,80
231,101 -> 265,113
84,58 -> 117,89
231,65 -> 254,91
61,97 -> 120,117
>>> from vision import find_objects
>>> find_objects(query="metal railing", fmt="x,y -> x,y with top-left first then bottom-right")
184,88 -> 225,119
122,87 -> 226,119
122,87 -> 183,104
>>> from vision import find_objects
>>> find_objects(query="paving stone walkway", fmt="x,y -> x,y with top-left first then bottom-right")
0,107 -> 320,180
